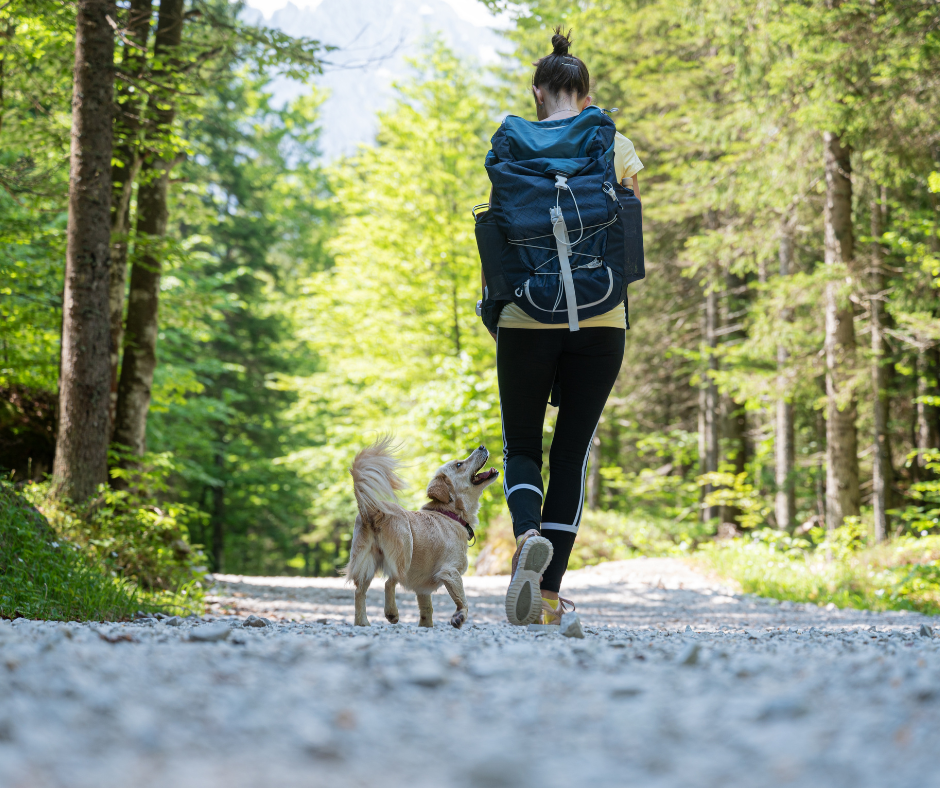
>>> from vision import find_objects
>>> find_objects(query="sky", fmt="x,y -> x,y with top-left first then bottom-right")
245,0 -> 509,28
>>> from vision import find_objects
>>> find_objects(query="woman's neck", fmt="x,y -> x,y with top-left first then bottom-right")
542,107 -> 578,121
537,92 -> 581,122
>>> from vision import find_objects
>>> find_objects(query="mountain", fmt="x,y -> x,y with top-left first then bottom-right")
244,0 -> 511,159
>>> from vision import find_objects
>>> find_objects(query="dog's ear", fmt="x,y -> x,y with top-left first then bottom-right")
426,473 -> 453,503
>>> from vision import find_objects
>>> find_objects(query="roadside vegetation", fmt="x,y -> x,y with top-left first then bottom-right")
1,468 -> 207,621
700,527 -> 940,616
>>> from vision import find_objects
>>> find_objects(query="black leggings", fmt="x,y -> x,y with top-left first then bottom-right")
497,326 -> 625,593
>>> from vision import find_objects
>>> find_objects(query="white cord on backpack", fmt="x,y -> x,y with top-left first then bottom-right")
554,175 -> 585,248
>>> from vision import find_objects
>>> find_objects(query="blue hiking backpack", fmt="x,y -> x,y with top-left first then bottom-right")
474,106 -> 644,332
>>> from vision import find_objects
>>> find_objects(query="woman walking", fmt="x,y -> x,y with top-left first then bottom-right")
486,29 -> 643,627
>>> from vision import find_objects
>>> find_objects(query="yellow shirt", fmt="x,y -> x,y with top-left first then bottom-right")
497,132 -> 643,330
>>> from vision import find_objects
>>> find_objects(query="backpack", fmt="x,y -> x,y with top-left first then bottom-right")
474,106 -> 644,333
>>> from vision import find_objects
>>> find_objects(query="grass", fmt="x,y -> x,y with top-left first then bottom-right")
0,483 -> 201,621
698,529 -> 940,616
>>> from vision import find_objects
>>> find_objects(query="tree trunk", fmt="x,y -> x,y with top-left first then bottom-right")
721,271 -> 748,527
816,405 -> 826,525
870,185 -> 893,541
211,451 -> 225,572
822,131 -> 860,529
917,347 -> 940,470
52,0 -> 116,501
113,0 -> 184,456
108,0 -> 152,435
775,220 -> 796,531
698,380 -> 707,519
703,275 -> 720,522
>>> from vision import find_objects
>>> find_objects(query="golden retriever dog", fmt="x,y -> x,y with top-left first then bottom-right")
345,438 -> 499,628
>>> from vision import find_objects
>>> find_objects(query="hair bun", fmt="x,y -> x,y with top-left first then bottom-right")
551,26 -> 571,56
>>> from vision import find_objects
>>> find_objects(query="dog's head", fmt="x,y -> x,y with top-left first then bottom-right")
426,445 -> 499,522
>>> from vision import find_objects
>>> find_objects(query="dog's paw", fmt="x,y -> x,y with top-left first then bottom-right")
354,619 -> 371,627
450,611 -> 467,629
385,612 -> 399,624
418,618 -> 434,628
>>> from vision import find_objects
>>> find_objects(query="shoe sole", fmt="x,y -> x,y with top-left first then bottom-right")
505,536 -> 553,626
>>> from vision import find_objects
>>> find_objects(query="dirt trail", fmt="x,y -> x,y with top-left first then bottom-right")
210,556 -> 922,630
1,558 -> 938,788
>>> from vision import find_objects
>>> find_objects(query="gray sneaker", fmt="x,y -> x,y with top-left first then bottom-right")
505,530 -> 553,626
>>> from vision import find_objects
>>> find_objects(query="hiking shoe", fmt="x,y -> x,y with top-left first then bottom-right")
505,530 -> 553,626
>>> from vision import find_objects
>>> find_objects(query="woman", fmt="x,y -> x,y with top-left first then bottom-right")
492,29 -> 643,627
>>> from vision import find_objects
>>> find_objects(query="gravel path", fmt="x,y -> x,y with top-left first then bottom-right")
2,558 -> 939,788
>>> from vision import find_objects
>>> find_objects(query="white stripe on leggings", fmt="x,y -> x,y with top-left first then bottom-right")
543,420 -> 599,536
571,421 -> 600,531
541,522 -> 579,534
505,483 -> 544,499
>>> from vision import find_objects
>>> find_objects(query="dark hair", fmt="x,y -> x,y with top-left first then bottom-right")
532,27 -> 590,100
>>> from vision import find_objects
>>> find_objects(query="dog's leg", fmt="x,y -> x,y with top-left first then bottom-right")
440,570 -> 469,629
417,593 -> 433,628
354,575 -> 373,627
384,578 -> 399,624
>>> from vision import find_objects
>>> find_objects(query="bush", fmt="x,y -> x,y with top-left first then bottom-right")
0,483 -> 143,620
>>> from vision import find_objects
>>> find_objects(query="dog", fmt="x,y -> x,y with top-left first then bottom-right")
345,438 -> 499,628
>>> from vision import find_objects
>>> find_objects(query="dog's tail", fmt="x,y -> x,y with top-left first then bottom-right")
350,436 -> 406,522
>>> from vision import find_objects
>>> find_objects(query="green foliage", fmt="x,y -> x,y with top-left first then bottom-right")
699,471 -> 771,530
701,527 -> 940,615
893,449 -> 940,537
0,482 -> 144,621
146,71 -> 332,575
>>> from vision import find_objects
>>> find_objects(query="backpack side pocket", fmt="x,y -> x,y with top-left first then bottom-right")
474,209 -> 513,301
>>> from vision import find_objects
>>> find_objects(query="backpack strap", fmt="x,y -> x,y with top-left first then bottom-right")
550,175 -> 579,332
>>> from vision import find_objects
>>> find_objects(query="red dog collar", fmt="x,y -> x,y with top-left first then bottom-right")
439,510 -> 475,545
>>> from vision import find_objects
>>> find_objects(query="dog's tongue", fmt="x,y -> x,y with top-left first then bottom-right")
472,468 -> 498,484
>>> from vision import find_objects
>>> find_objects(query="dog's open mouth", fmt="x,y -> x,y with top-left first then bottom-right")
471,468 -> 499,485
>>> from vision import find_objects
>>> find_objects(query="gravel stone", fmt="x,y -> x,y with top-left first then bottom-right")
559,612 -> 584,639
677,641 -> 701,666
187,622 -> 231,642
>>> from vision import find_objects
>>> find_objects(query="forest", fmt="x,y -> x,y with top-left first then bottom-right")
2,0 -> 940,617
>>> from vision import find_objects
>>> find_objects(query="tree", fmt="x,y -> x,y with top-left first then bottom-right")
108,0 -> 152,432
52,0 -> 116,501
822,131 -> 860,528
870,185 -> 891,541
775,217 -> 796,530
113,0 -> 184,457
